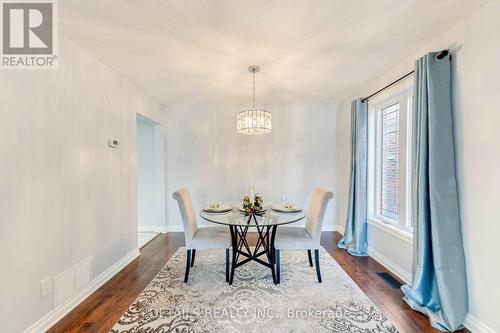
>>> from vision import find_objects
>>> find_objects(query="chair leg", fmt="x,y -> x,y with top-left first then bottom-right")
225,248 -> 230,282
307,250 -> 313,267
275,249 -> 281,284
314,249 -> 322,283
191,249 -> 196,267
184,249 -> 191,283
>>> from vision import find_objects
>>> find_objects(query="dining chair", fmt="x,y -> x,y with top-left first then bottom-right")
274,187 -> 334,283
173,188 -> 231,283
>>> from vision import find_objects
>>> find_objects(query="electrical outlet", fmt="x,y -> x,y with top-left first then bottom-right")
40,277 -> 53,297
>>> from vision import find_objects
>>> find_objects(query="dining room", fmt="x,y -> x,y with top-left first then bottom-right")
2,0 -> 500,332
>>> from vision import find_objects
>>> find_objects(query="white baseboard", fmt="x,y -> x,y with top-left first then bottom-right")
165,225 -> 184,233
164,224 -> 346,234
324,224 -> 344,235
138,225 -> 168,233
464,313 -> 497,333
162,225 -> 347,234
243,225 -> 344,233
367,246 -> 411,284
138,225 -> 185,233
23,248 -> 141,333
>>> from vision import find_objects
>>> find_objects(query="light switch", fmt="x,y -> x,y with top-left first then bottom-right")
108,138 -> 119,148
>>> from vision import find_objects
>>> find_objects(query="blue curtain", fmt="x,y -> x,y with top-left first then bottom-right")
338,98 -> 368,256
401,51 -> 468,331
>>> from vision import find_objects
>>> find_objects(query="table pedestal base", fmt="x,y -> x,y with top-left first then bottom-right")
228,214 -> 278,285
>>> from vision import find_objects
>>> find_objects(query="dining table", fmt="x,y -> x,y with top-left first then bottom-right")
200,205 -> 306,285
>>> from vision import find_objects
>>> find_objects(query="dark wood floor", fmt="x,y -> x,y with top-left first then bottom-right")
48,232 -> 468,333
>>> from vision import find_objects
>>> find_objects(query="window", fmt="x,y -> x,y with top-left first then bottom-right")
368,86 -> 412,231
380,103 -> 400,220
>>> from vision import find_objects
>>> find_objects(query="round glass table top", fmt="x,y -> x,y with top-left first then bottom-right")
200,205 -> 306,227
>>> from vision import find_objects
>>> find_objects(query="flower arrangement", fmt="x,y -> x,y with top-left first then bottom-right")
254,193 -> 263,211
242,193 -> 264,214
242,195 -> 253,213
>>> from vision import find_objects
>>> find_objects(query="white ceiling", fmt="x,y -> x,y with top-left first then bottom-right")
59,0 -> 486,107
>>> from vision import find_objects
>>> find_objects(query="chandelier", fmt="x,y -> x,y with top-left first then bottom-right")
237,65 -> 272,135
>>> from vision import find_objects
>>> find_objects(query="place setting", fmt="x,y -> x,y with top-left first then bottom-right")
271,195 -> 303,214
202,199 -> 232,214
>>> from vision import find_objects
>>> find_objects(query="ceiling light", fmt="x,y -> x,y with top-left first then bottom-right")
237,65 -> 272,135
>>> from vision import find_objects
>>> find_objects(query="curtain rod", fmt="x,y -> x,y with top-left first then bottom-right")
361,49 -> 449,103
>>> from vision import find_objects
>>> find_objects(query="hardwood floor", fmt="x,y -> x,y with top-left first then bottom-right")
48,232 -> 468,333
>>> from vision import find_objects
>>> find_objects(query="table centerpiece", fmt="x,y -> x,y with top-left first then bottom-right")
242,193 -> 265,215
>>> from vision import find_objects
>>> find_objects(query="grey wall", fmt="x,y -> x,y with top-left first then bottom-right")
165,103 -> 338,231
0,35 -> 165,332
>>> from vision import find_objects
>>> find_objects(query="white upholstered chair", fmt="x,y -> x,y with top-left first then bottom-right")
274,188 -> 334,283
173,188 -> 231,283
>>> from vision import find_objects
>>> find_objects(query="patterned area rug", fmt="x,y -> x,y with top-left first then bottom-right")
110,247 -> 398,333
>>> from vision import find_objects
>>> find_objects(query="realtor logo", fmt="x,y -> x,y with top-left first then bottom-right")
1,1 -> 57,68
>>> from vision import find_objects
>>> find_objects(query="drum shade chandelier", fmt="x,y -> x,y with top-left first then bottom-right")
236,65 -> 272,135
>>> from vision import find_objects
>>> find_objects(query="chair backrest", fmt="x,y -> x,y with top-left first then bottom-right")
172,188 -> 199,247
305,188 -> 334,244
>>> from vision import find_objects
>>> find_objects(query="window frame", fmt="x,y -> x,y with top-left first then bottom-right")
375,99 -> 403,223
367,81 -> 413,232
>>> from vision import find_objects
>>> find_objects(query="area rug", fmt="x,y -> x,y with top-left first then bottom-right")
110,247 -> 398,333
